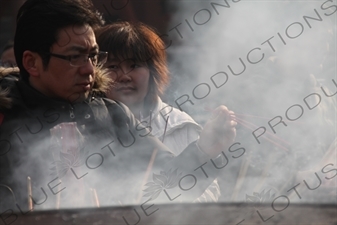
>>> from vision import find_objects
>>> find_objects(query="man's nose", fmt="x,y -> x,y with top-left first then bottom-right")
79,59 -> 95,75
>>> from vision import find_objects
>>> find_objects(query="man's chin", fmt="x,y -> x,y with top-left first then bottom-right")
66,91 -> 90,103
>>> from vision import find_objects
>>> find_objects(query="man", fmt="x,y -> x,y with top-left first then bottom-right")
0,0 -> 236,212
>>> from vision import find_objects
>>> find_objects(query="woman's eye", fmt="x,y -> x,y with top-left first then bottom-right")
131,64 -> 140,68
107,65 -> 118,70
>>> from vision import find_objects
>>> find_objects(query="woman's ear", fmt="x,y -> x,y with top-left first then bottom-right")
22,50 -> 42,77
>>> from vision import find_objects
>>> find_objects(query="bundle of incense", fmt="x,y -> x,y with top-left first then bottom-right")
204,106 -> 290,152
204,106 -> 292,199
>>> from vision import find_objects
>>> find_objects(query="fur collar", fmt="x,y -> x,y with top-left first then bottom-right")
0,66 -> 111,110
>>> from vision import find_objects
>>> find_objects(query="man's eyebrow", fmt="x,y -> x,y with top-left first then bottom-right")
64,45 -> 99,52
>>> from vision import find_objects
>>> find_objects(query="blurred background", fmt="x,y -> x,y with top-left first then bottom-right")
0,0 -> 171,49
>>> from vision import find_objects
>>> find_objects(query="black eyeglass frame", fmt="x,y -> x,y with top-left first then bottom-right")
47,51 -> 108,67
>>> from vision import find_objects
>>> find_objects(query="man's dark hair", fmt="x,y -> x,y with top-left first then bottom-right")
14,0 -> 104,80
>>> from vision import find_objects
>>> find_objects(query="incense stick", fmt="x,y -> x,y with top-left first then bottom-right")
236,117 -> 290,152
27,176 -> 33,211
252,153 -> 276,193
55,178 -> 61,209
231,155 -> 251,201
90,188 -> 100,207
236,116 -> 290,146
235,113 -> 305,124
137,148 -> 158,203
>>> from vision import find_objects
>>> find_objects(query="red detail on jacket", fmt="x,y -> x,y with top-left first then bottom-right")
0,113 -> 4,125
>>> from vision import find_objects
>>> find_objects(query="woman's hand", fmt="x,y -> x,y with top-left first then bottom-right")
197,105 -> 237,158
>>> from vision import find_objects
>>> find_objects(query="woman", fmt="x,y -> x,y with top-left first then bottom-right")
96,21 -> 221,202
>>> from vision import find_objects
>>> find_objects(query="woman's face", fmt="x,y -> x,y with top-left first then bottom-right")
105,57 -> 150,107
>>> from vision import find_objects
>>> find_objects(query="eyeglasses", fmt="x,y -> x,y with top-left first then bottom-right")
48,51 -> 108,67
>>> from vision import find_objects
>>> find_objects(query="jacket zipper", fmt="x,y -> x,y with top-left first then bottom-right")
69,106 -> 75,119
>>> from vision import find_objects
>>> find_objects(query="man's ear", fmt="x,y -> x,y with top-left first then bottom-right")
22,50 -> 42,77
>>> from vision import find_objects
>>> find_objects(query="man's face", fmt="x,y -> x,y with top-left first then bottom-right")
32,25 -> 98,103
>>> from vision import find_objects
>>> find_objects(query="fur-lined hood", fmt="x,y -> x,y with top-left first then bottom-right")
0,66 -> 111,110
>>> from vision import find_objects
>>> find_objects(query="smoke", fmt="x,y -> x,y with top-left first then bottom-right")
1,2 -> 336,224
164,0 -> 337,204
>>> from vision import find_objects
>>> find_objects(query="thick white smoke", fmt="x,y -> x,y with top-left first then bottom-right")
164,0 -> 337,204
